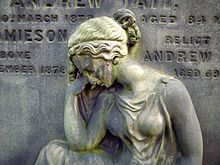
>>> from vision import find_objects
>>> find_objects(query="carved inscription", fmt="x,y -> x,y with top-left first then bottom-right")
0,64 -> 66,75
174,69 -> 220,79
0,65 -> 36,74
213,15 -> 220,24
141,15 -> 176,24
0,1 -> 100,78
0,51 -> 31,60
10,0 -> 102,8
165,36 -> 211,46
124,0 -> 172,8
0,14 -> 93,23
0,29 -> 67,43
144,31 -> 217,79
144,50 -> 212,63
0,0 -> 219,80
0,50 -> 66,75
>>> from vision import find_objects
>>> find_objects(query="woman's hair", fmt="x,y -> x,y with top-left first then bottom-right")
113,9 -> 141,47
68,9 -> 141,81
68,16 -> 127,49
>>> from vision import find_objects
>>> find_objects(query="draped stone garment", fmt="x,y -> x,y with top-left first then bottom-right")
106,77 -> 179,165
35,78 -> 180,165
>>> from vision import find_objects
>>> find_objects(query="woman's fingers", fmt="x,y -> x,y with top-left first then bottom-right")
67,75 -> 89,95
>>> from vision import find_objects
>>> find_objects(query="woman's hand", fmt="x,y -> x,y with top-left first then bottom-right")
66,75 -> 89,96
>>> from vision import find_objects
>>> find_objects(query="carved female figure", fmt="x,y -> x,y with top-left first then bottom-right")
35,9 -> 203,165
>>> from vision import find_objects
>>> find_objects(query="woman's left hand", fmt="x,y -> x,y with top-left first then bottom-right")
66,75 -> 89,95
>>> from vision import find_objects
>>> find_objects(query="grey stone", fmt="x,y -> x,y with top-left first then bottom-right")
0,0 -> 219,164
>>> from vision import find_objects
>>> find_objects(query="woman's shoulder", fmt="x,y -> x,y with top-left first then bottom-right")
160,76 -> 183,87
160,77 -> 186,94
145,69 -> 173,86
146,68 -> 182,86
146,69 -> 187,96
158,76 -> 191,110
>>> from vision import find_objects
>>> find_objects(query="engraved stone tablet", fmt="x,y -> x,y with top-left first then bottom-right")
0,0 -> 219,165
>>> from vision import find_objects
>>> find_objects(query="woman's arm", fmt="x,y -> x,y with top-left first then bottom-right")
163,79 -> 203,165
64,76 -> 113,151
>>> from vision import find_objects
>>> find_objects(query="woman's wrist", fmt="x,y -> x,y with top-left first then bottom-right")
66,75 -> 88,95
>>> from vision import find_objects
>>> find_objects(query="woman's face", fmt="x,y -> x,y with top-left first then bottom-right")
72,41 -> 127,88
82,53 -> 117,88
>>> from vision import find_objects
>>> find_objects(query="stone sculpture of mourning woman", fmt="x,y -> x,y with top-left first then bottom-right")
35,9 -> 203,165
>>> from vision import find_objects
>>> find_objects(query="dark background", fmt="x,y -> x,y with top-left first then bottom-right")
0,0 -> 219,164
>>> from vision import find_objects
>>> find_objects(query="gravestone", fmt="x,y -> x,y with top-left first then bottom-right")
0,0 -> 219,164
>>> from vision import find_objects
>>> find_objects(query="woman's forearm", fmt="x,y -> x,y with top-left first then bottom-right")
64,92 -> 88,151
64,76 -> 89,151
63,76 -> 109,152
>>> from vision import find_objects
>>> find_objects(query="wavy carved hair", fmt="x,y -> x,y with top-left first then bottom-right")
68,10 -> 141,81
68,16 -> 128,81
68,17 -> 127,48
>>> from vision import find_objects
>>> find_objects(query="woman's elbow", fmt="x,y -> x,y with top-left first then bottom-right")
176,154 -> 203,165
177,143 -> 203,165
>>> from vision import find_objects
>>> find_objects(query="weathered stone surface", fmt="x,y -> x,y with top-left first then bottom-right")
0,0 -> 219,164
